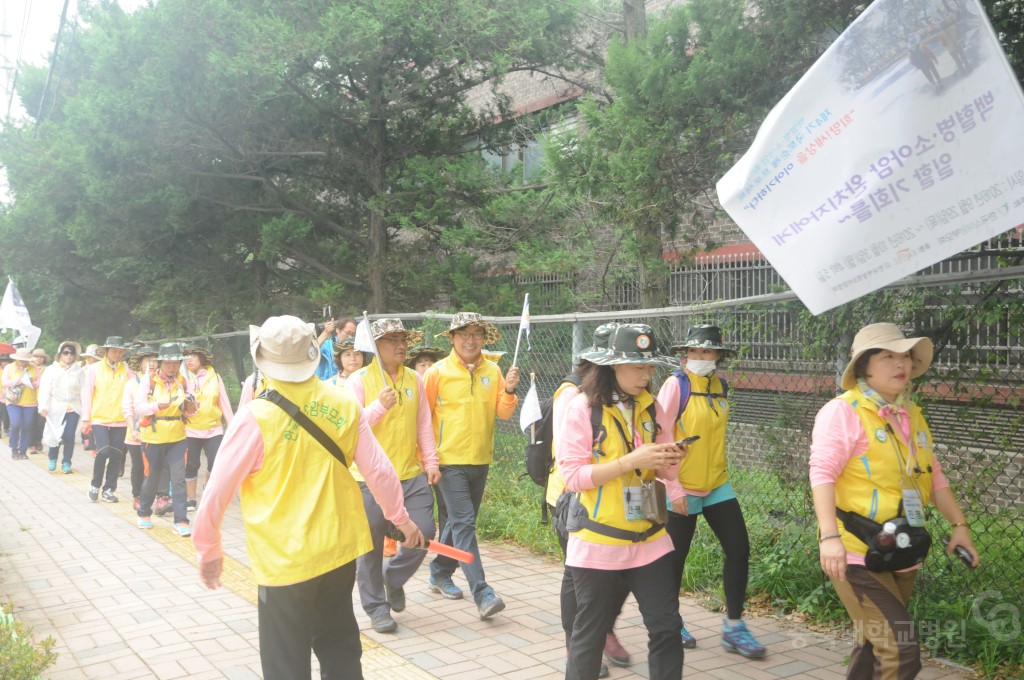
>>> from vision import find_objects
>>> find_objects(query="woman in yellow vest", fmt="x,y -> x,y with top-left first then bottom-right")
183,346 -> 234,509
810,323 -> 978,680
656,324 -> 765,657
2,347 -> 41,460
346,318 -> 440,634
135,343 -> 198,536
555,323 -> 689,680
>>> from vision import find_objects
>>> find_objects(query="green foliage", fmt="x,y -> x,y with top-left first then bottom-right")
0,604 -> 58,679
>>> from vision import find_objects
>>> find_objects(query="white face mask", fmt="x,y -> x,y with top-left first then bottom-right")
686,359 -> 717,377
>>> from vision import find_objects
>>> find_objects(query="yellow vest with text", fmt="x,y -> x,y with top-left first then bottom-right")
429,355 -> 503,466
242,377 -> 371,586
3,364 -> 39,406
189,367 -> 225,431
351,365 -> 422,482
91,361 -> 129,424
671,371 -> 730,493
140,375 -> 189,444
834,387 -> 935,556
574,391 -> 666,546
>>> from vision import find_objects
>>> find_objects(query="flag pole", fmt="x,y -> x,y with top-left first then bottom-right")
363,311 -> 389,383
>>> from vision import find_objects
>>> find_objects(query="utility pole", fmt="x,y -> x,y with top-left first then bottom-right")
622,0 -> 647,41
36,0 -> 72,122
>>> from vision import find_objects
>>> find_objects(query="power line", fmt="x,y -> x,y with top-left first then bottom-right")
35,0 -> 71,123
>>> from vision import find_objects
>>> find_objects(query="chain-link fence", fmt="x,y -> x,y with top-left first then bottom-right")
175,266 -> 1023,666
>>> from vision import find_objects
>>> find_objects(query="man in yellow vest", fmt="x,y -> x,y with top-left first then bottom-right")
424,312 -> 519,619
193,315 -> 425,680
81,336 -> 132,503
347,318 -> 440,634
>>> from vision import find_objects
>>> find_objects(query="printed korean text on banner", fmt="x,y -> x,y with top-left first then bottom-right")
716,0 -> 1024,315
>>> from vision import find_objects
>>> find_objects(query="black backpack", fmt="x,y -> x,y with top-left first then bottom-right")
524,373 -> 583,487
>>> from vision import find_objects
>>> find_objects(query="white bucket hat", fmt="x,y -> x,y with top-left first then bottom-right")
250,315 -> 321,382
11,347 -> 33,362
840,323 -> 934,390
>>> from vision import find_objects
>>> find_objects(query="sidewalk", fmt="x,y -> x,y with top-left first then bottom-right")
0,442 -> 975,679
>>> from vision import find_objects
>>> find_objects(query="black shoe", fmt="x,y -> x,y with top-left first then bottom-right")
89,487 -> 99,502
186,499 -> 197,510
384,583 -> 406,613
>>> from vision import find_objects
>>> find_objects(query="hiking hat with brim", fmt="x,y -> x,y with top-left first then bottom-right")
436,312 -> 501,345
404,346 -> 448,369
100,336 -> 132,351
576,324 -> 677,369
57,341 -> 82,358
370,318 -> 425,346
184,345 -> 214,366
333,337 -> 374,366
11,347 -> 33,362
840,322 -> 933,390
127,344 -> 160,372
670,324 -> 736,356
81,344 -> 102,360
250,315 -> 321,382
32,348 -> 50,361
156,343 -> 186,362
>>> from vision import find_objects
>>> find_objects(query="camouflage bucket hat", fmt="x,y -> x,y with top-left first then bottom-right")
670,324 -> 737,356
435,312 -> 501,345
578,324 -> 677,369
369,318 -> 425,346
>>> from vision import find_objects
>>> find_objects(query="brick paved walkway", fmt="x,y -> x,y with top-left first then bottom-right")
0,440 -> 975,679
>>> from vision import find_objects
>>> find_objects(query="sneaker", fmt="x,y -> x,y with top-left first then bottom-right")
384,582 -> 406,613
604,631 -> 631,666
138,517 -> 154,529
598,664 -> 610,679
89,487 -> 100,502
370,612 -> 397,634
101,490 -> 118,503
427,575 -> 464,600
721,619 -> 767,659
133,496 -> 141,511
680,624 -> 697,649
61,461 -> 72,474
174,523 -> 192,537
186,499 -> 197,510
47,459 -> 57,471
154,495 -> 172,516
477,593 -> 505,620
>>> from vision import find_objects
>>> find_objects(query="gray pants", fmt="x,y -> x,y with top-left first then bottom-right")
356,474 -> 436,617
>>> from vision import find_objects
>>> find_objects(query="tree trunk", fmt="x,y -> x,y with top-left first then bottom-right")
623,0 -> 647,41
367,71 -> 389,313
636,224 -> 668,309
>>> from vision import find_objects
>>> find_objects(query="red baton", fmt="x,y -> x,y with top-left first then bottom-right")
387,523 -> 475,563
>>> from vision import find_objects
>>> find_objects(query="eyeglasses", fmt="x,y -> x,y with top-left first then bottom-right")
455,331 -> 486,340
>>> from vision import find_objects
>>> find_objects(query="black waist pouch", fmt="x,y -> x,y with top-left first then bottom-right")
837,508 -> 931,572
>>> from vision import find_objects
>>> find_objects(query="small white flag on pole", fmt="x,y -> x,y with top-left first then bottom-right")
0,278 -> 41,349
511,294 -> 530,367
355,312 -> 388,382
519,373 -> 543,434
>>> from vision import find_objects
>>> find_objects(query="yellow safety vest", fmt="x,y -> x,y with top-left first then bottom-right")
573,391 -> 666,546
428,354 -> 504,465
671,371 -> 730,493
91,361 -> 129,424
545,380 -> 578,508
189,368 -> 225,431
351,365 -> 422,482
834,387 -> 935,556
242,377 -> 370,586
3,364 -> 39,406
140,374 -> 188,444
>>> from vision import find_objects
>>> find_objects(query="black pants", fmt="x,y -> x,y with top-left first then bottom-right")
185,434 -> 222,479
90,425 -> 126,491
258,561 -> 362,680
552,505 -> 628,645
126,444 -> 144,497
666,497 -> 750,620
567,552 -> 682,680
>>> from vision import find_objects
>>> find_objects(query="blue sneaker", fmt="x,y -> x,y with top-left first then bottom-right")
721,619 -> 767,658
61,461 -> 72,474
138,517 -> 154,529
680,624 -> 697,649
47,459 -> 57,471
427,575 -> 464,600
174,523 -> 192,537
477,592 -> 505,620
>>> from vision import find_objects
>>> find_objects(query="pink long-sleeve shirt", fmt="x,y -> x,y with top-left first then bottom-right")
557,392 -> 684,571
809,398 -> 949,567
345,370 -> 440,470
185,369 -> 235,438
192,405 -> 410,567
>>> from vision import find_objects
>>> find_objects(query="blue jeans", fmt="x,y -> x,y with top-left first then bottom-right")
429,464 -> 492,603
7,404 -> 36,456
138,440 -> 188,524
47,411 -> 80,463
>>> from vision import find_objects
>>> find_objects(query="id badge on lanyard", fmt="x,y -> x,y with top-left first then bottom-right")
902,488 -> 926,527
623,485 -> 644,521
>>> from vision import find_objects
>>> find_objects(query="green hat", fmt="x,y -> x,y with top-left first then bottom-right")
577,324 -> 676,368
100,336 -> 132,350
156,342 -> 186,361
670,324 -> 736,356
404,346 -> 447,369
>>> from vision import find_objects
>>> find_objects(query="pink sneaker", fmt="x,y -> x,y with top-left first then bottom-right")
133,496 -> 141,511
154,495 -> 172,516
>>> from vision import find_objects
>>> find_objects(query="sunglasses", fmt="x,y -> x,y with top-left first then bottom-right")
61,349 -> 76,355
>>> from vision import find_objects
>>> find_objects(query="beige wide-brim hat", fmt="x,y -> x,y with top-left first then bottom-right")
81,344 -> 102,360
436,312 -> 501,345
57,341 -> 82,358
370,318 -> 425,346
840,322 -> 934,390
250,315 -> 321,382
12,347 -> 33,362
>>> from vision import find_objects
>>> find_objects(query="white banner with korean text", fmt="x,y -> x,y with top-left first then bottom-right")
716,0 -> 1024,315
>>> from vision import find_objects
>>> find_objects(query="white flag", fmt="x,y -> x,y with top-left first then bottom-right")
518,294 -> 531,351
519,377 -> 543,434
353,317 -> 376,353
0,279 -> 41,349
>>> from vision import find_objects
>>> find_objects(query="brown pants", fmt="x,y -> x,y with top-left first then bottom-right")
831,567 -> 922,680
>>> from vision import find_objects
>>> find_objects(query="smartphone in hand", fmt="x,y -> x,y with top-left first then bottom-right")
941,536 -> 975,568
675,435 -> 701,446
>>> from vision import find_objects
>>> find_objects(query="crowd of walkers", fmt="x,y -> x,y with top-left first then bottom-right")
3,312 -> 980,680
